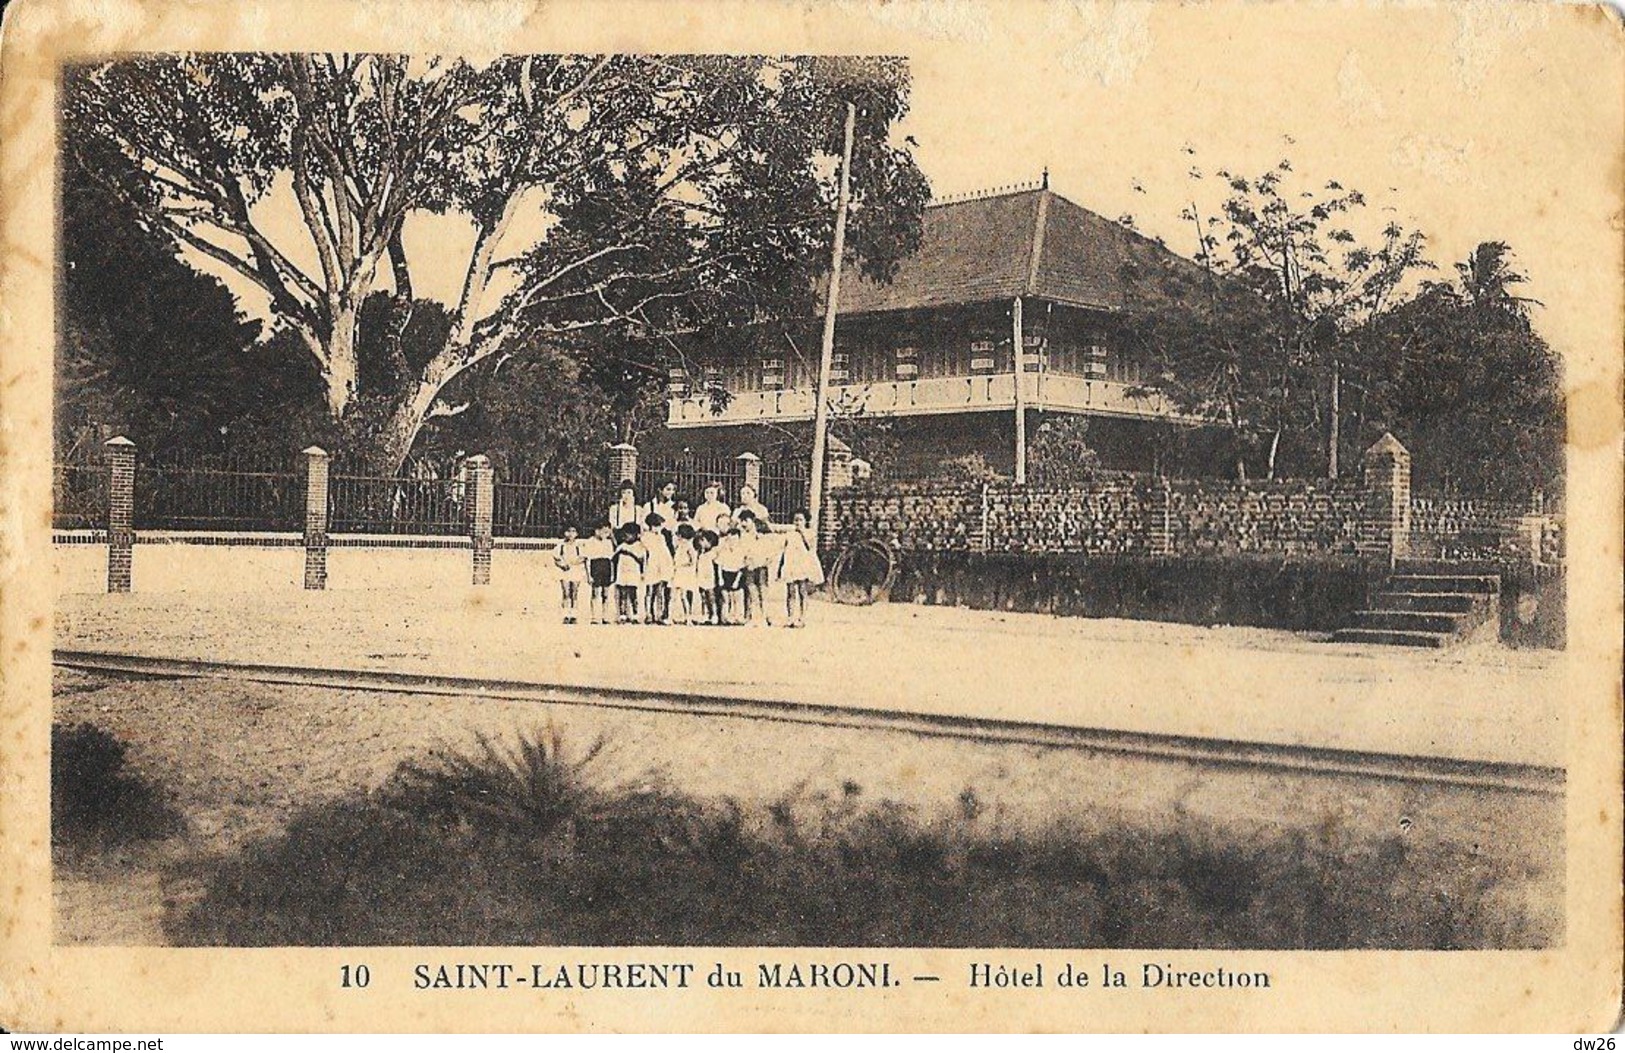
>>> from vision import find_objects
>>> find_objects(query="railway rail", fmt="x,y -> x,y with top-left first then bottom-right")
53,649 -> 1564,796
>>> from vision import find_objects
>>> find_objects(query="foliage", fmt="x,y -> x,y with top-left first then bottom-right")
1119,152 -> 1430,479
169,738 -> 1550,948
64,54 -> 930,472
382,726 -> 611,837
1026,416 -> 1102,486
1120,151 -> 1561,498
930,451 -> 1004,485
1346,242 -> 1564,499
58,147 -> 325,462
52,722 -> 184,849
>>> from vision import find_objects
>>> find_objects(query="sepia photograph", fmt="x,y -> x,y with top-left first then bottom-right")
3,0 -> 1621,1034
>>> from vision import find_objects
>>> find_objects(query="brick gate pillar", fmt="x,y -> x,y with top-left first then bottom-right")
824,437 -> 854,493
607,443 -> 638,487
1357,432 -> 1411,564
467,454 -> 494,585
736,451 -> 761,497
301,446 -> 330,590
103,436 -> 135,593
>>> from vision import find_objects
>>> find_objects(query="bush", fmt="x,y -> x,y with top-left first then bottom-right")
887,551 -> 1376,632
167,729 -> 1551,948
52,722 -> 183,848
381,725 -> 609,836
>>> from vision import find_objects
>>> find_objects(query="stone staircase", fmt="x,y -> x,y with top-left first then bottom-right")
1332,569 -> 1501,648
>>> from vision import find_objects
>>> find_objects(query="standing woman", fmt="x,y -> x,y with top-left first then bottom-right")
780,510 -> 824,628
735,484 -> 769,525
608,480 -> 641,531
693,482 -> 731,534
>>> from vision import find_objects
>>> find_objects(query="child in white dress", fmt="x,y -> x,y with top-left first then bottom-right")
780,510 -> 825,628
671,524 -> 699,625
694,530 -> 720,625
640,511 -> 674,624
613,522 -> 645,624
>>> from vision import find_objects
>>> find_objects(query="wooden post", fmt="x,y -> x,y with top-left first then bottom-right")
1013,296 -> 1026,484
808,101 -> 857,531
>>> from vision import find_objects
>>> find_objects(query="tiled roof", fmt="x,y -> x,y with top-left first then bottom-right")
836,187 -> 1191,315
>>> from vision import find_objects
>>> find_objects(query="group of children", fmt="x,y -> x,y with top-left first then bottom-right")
553,480 -> 825,628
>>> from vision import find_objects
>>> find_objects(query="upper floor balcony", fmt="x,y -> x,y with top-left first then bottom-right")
666,370 -> 1202,428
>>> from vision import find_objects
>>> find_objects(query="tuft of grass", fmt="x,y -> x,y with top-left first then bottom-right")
380,725 -> 610,838
52,722 -> 184,849
166,731 -> 1557,950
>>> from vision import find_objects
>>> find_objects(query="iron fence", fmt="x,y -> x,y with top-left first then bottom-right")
133,454 -> 303,532
52,461 -> 107,531
328,471 -> 470,535
635,453 -> 744,506
494,476 -> 608,537
756,460 -> 810,521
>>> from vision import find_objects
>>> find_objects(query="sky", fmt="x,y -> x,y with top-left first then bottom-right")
176,2 -> 1623,388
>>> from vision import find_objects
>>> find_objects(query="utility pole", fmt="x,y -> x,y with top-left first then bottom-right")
1013,296 -> 1026,484
1328,359 -> 1340,479
808,101 -> 857,529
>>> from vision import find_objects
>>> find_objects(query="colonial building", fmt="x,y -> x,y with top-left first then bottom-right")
657,182 -> 1215,480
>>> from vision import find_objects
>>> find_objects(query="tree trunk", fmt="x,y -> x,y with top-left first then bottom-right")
322,298 -> 361,419
359,356 -> 461,476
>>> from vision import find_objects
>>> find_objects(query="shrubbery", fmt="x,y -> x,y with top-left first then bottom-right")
52,722 -> 183,848
168,727 -> 1550,949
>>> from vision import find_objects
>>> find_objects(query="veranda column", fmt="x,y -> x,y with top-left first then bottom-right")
1357,432 -> 1412,565
467,454 -> 494,586
301,446 -> 330,590
103,436 -> 135,593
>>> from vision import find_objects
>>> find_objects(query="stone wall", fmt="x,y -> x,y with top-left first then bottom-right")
828,434 -> 1561,567
833,476 -> 1370,560
828,485 -> 984,552
1166,479 -> 1363,556
985,475 -> 1156,554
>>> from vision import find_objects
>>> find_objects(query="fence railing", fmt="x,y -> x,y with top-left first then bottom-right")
52,461 -> 107,531
756,461 -> 810,521
1408,492 -> 1547,562
635,453 -> 742,505
328,472 -> 471,536
134,455 -> 303,532
493,478 -> 608,538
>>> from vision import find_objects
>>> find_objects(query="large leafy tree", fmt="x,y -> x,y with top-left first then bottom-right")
58,145 -> 324,460
1118,154 -> 1428,479
64,53 -> 928,473
1350,242 -> 1563,500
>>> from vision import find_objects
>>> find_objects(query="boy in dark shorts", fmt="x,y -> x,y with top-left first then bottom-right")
582,522 -> 615,624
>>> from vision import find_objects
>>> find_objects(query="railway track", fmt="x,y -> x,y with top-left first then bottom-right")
53,649 -> 1564,796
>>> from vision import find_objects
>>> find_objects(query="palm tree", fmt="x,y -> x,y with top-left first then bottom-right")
1456,241 -> 1539,319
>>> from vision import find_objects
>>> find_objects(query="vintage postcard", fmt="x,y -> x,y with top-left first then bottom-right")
0,0 -> 1620,1035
